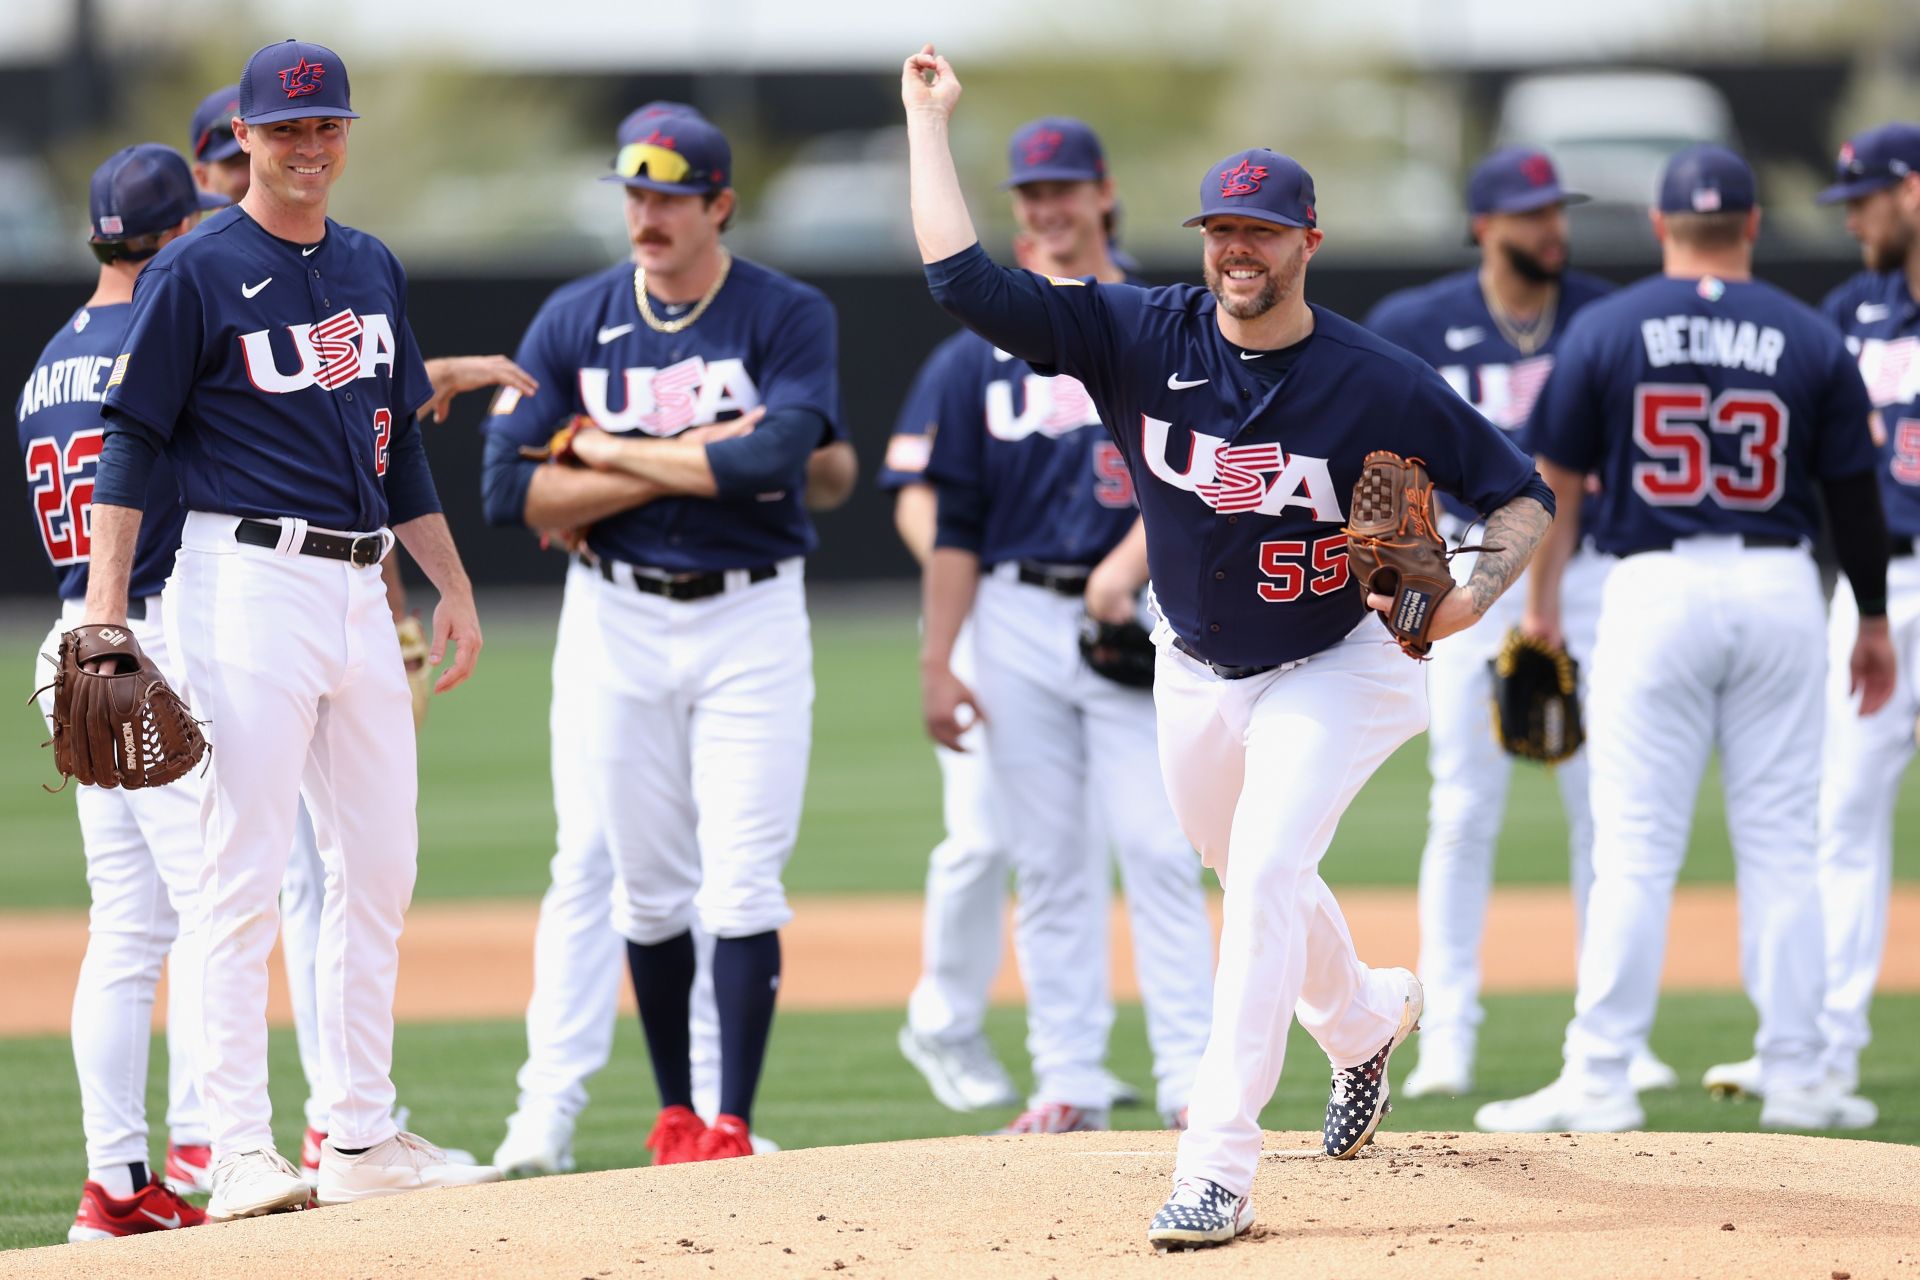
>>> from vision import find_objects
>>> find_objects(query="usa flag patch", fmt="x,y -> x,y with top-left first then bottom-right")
885,431 -> 933,474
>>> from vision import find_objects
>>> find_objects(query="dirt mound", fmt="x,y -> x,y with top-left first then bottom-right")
9,1130 -> 1915,1279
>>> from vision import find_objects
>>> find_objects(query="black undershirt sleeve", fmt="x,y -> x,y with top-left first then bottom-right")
1822,469 -> 1890,618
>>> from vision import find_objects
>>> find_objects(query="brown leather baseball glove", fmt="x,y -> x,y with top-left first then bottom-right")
1343,451 -> 1458,659
35,624 -> 207,789
516,414 -> 593,465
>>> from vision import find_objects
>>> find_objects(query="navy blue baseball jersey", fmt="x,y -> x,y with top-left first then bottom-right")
15,304 -> 182,599
1528,274 -> 1877,554
1821,270 -> 1920,539
482,257 -> 842,572
877,331 -> 968,491
927,244 -> 1548,667
99,206 -> 439,532
1365,269 -> 1613,521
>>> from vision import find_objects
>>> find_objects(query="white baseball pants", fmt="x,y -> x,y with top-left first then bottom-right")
279,801 -> 329,1131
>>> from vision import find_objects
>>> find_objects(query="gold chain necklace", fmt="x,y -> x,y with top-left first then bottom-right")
1481,275 -> 1558,357
634,248 -> 732,334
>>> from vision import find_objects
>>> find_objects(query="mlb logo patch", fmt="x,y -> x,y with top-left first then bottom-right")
884,431 -> 934,475
1691,187 -> 1722,212
1697,276 -> 1726,302
106,353 -> 129,388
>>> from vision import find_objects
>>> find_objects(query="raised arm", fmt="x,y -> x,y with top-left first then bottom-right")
901,45 -> 979,265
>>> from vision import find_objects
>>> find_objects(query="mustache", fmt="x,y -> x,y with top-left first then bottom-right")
1217,256 -> 1267,272
637,230 -> 673,246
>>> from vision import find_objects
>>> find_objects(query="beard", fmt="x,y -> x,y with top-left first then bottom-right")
1205,245 -> 1303,320
1864,228 -> 1913,272
1501,241 -> 1566,284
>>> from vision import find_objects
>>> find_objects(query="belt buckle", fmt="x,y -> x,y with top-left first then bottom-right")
348,534 -> 383,567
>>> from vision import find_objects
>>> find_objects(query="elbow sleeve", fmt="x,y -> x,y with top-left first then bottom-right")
1824,470 -> 1891,616
932,484 -> 985,554
480,432 -> 540,527
93,417 -> 163,510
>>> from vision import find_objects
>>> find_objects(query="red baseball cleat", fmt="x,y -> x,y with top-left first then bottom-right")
692,1113 -> 755,1161
164,1141 -> 213,1194
644,1105 -> 707,1165
300,1126 -> 326,1186
69,1179 -> 206,1242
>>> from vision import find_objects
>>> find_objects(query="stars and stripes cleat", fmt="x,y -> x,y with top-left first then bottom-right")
1147,1177 -> 1255,1252
645,1105 -> 708,1165
994,1102 -> 1109,1135
1324,968 -> 1423,1158
69,1179 -> 206,1242
164,1141 -> 213,1194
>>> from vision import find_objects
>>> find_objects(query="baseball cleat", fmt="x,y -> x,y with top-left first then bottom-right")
299,1126 -> 327,1187
1147,1177 -> 1255,1252
692,1113 -> 756,1161
1103,1069 -> 1143,1109
1400,1033 -> 1473,1100
164,1140 -> 214,1195
994,1102 -> 1109,1135
1760,1082 -> 1877,1131
749,1131 -> 782,1155
205,1148 -> 312,1222
1162,1105 -> 1190,1131
1473,1075 -> 1643,1133
1324,969 -> 1422,1158
896,1026 -> 1020,1112
69,1178 -> 206,1242
1703,1056 -> 1763,1100
493,1109 -> 577,1177
645,1105 -> 708,1166
313,1131 -> 502,1205
1628,1049 -> 1680,1093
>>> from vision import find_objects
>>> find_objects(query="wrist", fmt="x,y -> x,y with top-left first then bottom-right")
1858,609 -> 1891,627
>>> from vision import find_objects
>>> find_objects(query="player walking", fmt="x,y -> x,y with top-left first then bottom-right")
481,105 -> 846,1165
1364,149 -> 1675,1098
903,47 -> 1552,1250
1476,144 -> 1893,1134
1702,123 -> 1920,1111
85,39 -> 501,1218
18,143 -> 225,1242
911,117 -> 1216,1133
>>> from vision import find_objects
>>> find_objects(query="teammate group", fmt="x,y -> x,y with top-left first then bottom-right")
14,34 -> 1913,1256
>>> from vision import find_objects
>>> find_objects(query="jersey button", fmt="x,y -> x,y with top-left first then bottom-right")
1213,570 -> 1225,580
1226,515 -> 1238,524
344,392 -> 354,402
1240,388 -> 1251,400
1209,623 -> 1221,633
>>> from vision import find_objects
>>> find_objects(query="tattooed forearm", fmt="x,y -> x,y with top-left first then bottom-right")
1465,496 -> 1552,616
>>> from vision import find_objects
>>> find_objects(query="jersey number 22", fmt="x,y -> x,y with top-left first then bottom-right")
24,429 -> 103,565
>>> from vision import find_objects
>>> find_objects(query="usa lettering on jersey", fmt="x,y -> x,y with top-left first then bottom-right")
984,365 -> 1100,441
1854,335 -> 1920,406
577,356 -> 761,435
239,309 -> 398,394
1641,316 -> 1786,375
1141,417 -> 1343,520
1438,354 -> 1556,431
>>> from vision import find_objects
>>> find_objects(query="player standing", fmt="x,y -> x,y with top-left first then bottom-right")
85,39 -> 501,1217
481,105 -> 847,1165
18,143 -> 225,1242
902,46 -> 1552,1250
1363,149 -> 1675,1098
1476,144 -> 1892,1134
1702,123 -> 1920,1110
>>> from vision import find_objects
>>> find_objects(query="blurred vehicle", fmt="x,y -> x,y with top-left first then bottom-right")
744,126 -> 916,271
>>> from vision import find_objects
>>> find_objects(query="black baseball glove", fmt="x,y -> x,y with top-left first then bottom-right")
1078,615 -> 1156,689
1489,628 -> 1584,763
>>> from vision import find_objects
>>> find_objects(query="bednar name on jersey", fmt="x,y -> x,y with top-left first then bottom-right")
14,304 -> 183,599
1527,274 -> 1877,555
1822,269 -> 1920,538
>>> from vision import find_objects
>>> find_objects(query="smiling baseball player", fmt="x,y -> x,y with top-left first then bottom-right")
1477,144 -> 1893,1135
1363,149 -> 1675,1099
84,38 -> 501,1218
902,46 -> 1553,1250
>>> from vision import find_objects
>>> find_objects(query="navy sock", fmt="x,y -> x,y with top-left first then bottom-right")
626,932 -> 696,1111
129,1161 -> 149,1192
714,930 -> 782,1125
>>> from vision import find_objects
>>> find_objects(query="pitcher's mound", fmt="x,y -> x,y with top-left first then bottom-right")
12,1130 -> 1917,1278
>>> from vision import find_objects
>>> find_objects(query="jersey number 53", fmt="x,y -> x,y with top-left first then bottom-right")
1632,383 -> 1788,510
23,429 -> 103,565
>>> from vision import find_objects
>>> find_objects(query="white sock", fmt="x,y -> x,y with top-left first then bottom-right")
90,1162 -> 142,1199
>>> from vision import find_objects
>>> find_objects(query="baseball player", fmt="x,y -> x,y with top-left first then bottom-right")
903,47 -> 1552,1250
84,39 -> 502,1218
1702,122 -> 1920,1109
909,116 -> 1215,1133
18,143 -> 225,1242
1363,149 -> 1675,1098
1476,144 -> 1893,1135
481,104 -> 848,1166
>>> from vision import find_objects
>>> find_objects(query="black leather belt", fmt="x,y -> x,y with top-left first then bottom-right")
1620,534 -> 1801,558
1016,561 -> 1092,597
585,553 -> 779,602
1173,636 -> 1280,681
235,519 -> 386,567
124,596 -> 150,621
1892,535 -> 1915,559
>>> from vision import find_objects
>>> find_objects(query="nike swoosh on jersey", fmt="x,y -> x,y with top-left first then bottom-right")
302,245 -> 319,256
1857,303 -> 1892,323
1167,373 -> 1210,389
138,1209 -> 182,1229
241,278 -> 272,299
1444,325 -> 1485,351
597,323 -> 636,344
1239,350 -> 1264,361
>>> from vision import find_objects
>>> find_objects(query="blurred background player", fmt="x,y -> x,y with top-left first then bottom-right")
19,142 -> 224,1243
1363,148 -> 1675,1098
915,119 -> 1214,1131
1478,144 -> 1892,1134
1704,122 -> 1920,1111
481,105 -> 852,1165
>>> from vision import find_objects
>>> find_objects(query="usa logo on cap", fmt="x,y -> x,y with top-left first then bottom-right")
1220,159 -> 1268,197
279,56 -> 326,99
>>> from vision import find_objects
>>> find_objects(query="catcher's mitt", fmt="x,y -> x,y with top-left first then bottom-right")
34,624 -> 207,790
1079,615 -> 1156,688
1343,451 -> 1461,659
517,414 -> 593,465
396,614 -> 432,731
1490,629 -> 1584,763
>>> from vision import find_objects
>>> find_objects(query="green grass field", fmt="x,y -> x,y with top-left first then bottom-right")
3,597 -> 1916,1253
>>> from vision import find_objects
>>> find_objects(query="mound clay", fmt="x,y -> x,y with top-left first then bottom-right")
11,1130 -> 1916,1279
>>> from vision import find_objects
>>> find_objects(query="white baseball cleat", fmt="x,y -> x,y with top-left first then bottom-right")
749,1132 -> 782,1155
1760,1082 -> 1877,1131
1703,1056 -> 1764,1100
315,1131 -> 503,1205
492,1111 -> 577,1177
1400,1033 -> 1473,1099
897,1026 -> 1020,1112
1628,1049 -> 1680,1093
205,1148 -> 312,1222
1474,1075 -> 1644,1133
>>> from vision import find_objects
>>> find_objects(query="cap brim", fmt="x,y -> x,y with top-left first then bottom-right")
1181,206 -> 1312,229
1816,176 -> 1897,205
599,173 -> 718,195
999,167 -> 1104,189
1476,187 -> 1590,216
239,106 -> 360,125
196,191 -> 232,211
198,137 -> 244,163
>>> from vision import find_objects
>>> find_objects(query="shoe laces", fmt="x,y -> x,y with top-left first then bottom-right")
386,1131 -> 448,1167
227,1147 -> 301,1179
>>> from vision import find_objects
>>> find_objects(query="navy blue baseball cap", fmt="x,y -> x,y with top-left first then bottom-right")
1658,144 -> 1755,214
616,100 -> 704,148
189,85 -> 243,163
1816,123 -> 1920,205
1183,148 -> 1316,229
237,39 -> 359,126
90,144 -> 229,242
605,110 -> 731,194
1002,117 -> 1106,188
1468,147 -> 1587,215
